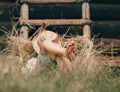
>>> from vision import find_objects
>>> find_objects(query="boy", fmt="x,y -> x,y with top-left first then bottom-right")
32,26 -> 75,71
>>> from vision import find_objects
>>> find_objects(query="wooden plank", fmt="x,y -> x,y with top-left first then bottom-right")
20,0 -> 89,3
23,19 -> 92,26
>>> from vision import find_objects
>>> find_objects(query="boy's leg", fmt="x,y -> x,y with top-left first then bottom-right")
42,40 -> 75,61
42,40 -> 66,56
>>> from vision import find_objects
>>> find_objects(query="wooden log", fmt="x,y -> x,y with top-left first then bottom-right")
23,19 -> 92,26
0,0 -> 15,2
1,21 -> 120,31
90,4 -> 120,21
47,21 -> 120,38
1,3 -> 120,21
20,3 -> 29,40
20,0 -> 89,3
82,2 -> 90,19
93,21 -> 120,38
90,0 -> 120,4
28,4 -> 120,21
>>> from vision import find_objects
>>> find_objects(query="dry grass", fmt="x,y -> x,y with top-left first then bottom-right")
0,29 -> 119,92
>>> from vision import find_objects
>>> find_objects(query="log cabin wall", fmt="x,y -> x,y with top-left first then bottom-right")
0,0 -> 120,39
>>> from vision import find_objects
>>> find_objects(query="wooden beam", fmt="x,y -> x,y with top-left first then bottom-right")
20,0 -> 89,3
23,19 -> 92,26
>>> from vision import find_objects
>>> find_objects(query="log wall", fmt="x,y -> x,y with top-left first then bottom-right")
0,1 -> 120,39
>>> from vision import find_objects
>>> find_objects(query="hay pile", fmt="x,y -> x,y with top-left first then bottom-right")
0,35 -> 35,73
0,32 -> 112,92
61,35 -> 104,77
0,33 -> 106,75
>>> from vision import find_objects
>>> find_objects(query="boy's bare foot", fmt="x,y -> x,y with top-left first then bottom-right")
66,41 -> 75,61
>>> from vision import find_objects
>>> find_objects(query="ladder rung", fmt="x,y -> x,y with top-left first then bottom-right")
21,19 -> 92,26
20,0 -> 89,4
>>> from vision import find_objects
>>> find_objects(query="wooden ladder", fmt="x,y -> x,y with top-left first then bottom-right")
19,0 -> 92,40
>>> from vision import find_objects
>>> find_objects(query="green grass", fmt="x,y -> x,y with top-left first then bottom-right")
0,64 -> 120,92
0,53 -> 120,92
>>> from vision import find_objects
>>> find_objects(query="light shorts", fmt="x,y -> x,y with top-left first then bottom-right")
21,53 -> 56,73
